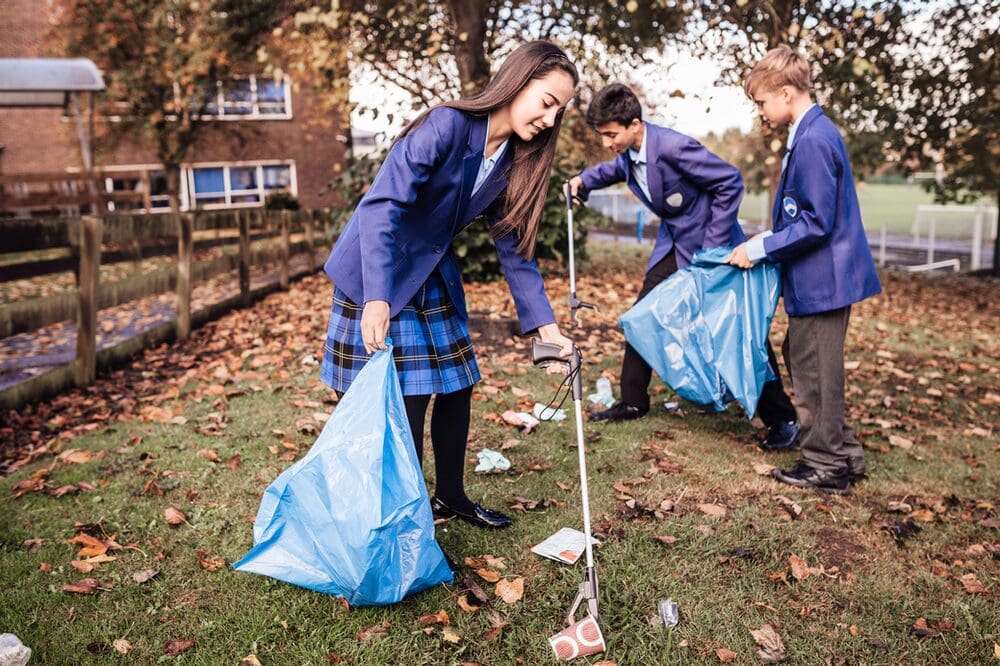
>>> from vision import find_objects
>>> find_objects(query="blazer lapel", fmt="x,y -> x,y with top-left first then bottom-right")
453,114 -> 487,232
645,126 -> 663,212
463,147 -> 512,224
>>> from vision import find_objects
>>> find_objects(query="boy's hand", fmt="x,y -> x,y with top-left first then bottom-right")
566,176 -> 585,204
725,243 -> 754,269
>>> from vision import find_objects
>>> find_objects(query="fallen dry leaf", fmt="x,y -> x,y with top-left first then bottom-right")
418,609 -> 450,626
753,462 -> 776,476
888,434 -> 914,450
698,503 -> 727,518
495,577 -> 524,604
164,506 -> 186,526
441,626 -> 461,644
133,569 -> 159,584
751,623 -> 787,663
198,448 -> 222,463
959,573 -> 987,595
475,568 -> 501,583
66,533 -> 109,559
716,647 -> 738,662
113,639 -> 133,654
773,495 -> 803,520
456,594 -> 481,613
789,555 -> 811,581
163,638 -> 195,656
63,578 -> 100,594
238,655 -> 262,666
357,621 -> 390,644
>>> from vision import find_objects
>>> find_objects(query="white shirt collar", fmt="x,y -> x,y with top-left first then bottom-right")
628,122 -> 648,165
788,103 -> 817,150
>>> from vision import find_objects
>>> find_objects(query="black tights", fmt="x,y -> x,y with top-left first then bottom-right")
403,386 -> 475,513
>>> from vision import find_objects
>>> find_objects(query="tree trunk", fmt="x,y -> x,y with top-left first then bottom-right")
164,164 -> 183,212
447,0 -> 492,96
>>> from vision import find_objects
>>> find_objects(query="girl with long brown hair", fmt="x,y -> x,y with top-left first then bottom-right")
320,40 -> 577,529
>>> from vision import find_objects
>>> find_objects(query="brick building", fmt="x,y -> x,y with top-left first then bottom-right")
0,0 -> 348,215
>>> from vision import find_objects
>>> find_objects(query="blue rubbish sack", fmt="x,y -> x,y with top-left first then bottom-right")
233,342 -> 453,606
619,246 -> 781,417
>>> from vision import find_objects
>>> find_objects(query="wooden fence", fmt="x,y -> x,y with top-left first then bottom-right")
1,208 -> 338,409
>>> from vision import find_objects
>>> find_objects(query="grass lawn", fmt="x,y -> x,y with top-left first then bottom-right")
1,241 -> 997,664
738,183 -> 996,236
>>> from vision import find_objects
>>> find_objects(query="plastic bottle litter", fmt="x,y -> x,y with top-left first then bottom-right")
0,634 -> 32,666
587,378 -> 615,407
474,448 -> 512,473
658,599 -> 680,629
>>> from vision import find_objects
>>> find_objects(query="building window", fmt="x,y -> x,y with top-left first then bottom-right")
186,162 -> 295,209
194,75 -> 291,120
103,168 -> 171,212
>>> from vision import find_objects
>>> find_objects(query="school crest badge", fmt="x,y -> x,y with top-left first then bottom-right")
782,196 -> 798,218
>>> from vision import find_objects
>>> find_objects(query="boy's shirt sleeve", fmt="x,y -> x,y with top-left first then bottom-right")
579,157 -> 626,193
486,199 -> 557,334
356,108 -> 455,304
762,134 -> 839,263
671,136 -> 744,249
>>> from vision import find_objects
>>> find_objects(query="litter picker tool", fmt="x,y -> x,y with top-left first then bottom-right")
532,183 -> 602,644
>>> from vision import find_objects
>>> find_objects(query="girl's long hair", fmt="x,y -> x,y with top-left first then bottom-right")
395,40 -> 578,258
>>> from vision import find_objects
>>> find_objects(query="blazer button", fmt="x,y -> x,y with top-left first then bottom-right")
433,245 -> 443,253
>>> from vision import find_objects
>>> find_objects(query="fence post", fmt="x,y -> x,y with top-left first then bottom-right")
970,207 -> 983,271
75,215 -> 102,386
279,210 -> 290,289
879,219 -> 887,266
238,209 -> 251,307
176,212 -> 194,339
927,217 -> 936,265
304,210 -> 315,270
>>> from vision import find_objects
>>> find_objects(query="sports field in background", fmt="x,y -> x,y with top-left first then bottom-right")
739,183 -> 996,235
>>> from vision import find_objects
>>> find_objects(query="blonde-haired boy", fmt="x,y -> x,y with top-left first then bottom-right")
727,45 -> 881,493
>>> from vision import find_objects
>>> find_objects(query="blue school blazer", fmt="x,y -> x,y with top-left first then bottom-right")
762,106 -> 881,316
578,122 -> 746,271
323,107 -> 556,334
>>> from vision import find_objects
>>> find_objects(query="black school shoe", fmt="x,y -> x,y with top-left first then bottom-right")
591,402 -> 648,423
760,420 -> 800,451
430,495 -> 513,529
771,461 -> 851,494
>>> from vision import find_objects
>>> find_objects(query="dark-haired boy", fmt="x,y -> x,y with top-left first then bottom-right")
569,83 -> 799,452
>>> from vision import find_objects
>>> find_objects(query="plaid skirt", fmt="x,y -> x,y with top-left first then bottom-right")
320,270 -> 480,396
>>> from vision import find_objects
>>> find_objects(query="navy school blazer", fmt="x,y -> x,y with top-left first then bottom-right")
323,107 -> 556,334
578,122 -> 746,271
762,105 -> 881,316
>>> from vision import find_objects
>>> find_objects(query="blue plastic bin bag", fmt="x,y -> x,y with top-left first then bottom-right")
233,341 -> 453,605
619,247 -> 781,417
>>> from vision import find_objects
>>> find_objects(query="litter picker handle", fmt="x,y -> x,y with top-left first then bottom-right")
531,339 -> 567,366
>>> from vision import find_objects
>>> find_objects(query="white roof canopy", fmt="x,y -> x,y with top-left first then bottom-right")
0,58 -> 105,107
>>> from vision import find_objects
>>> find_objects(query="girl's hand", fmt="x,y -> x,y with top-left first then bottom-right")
537,323 -> 574,374
361,300 -> 390,353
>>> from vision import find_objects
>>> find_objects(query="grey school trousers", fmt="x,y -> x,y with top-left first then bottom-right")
782,305 -> 865,472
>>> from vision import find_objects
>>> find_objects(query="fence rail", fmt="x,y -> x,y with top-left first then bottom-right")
1,207 -> 337,409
